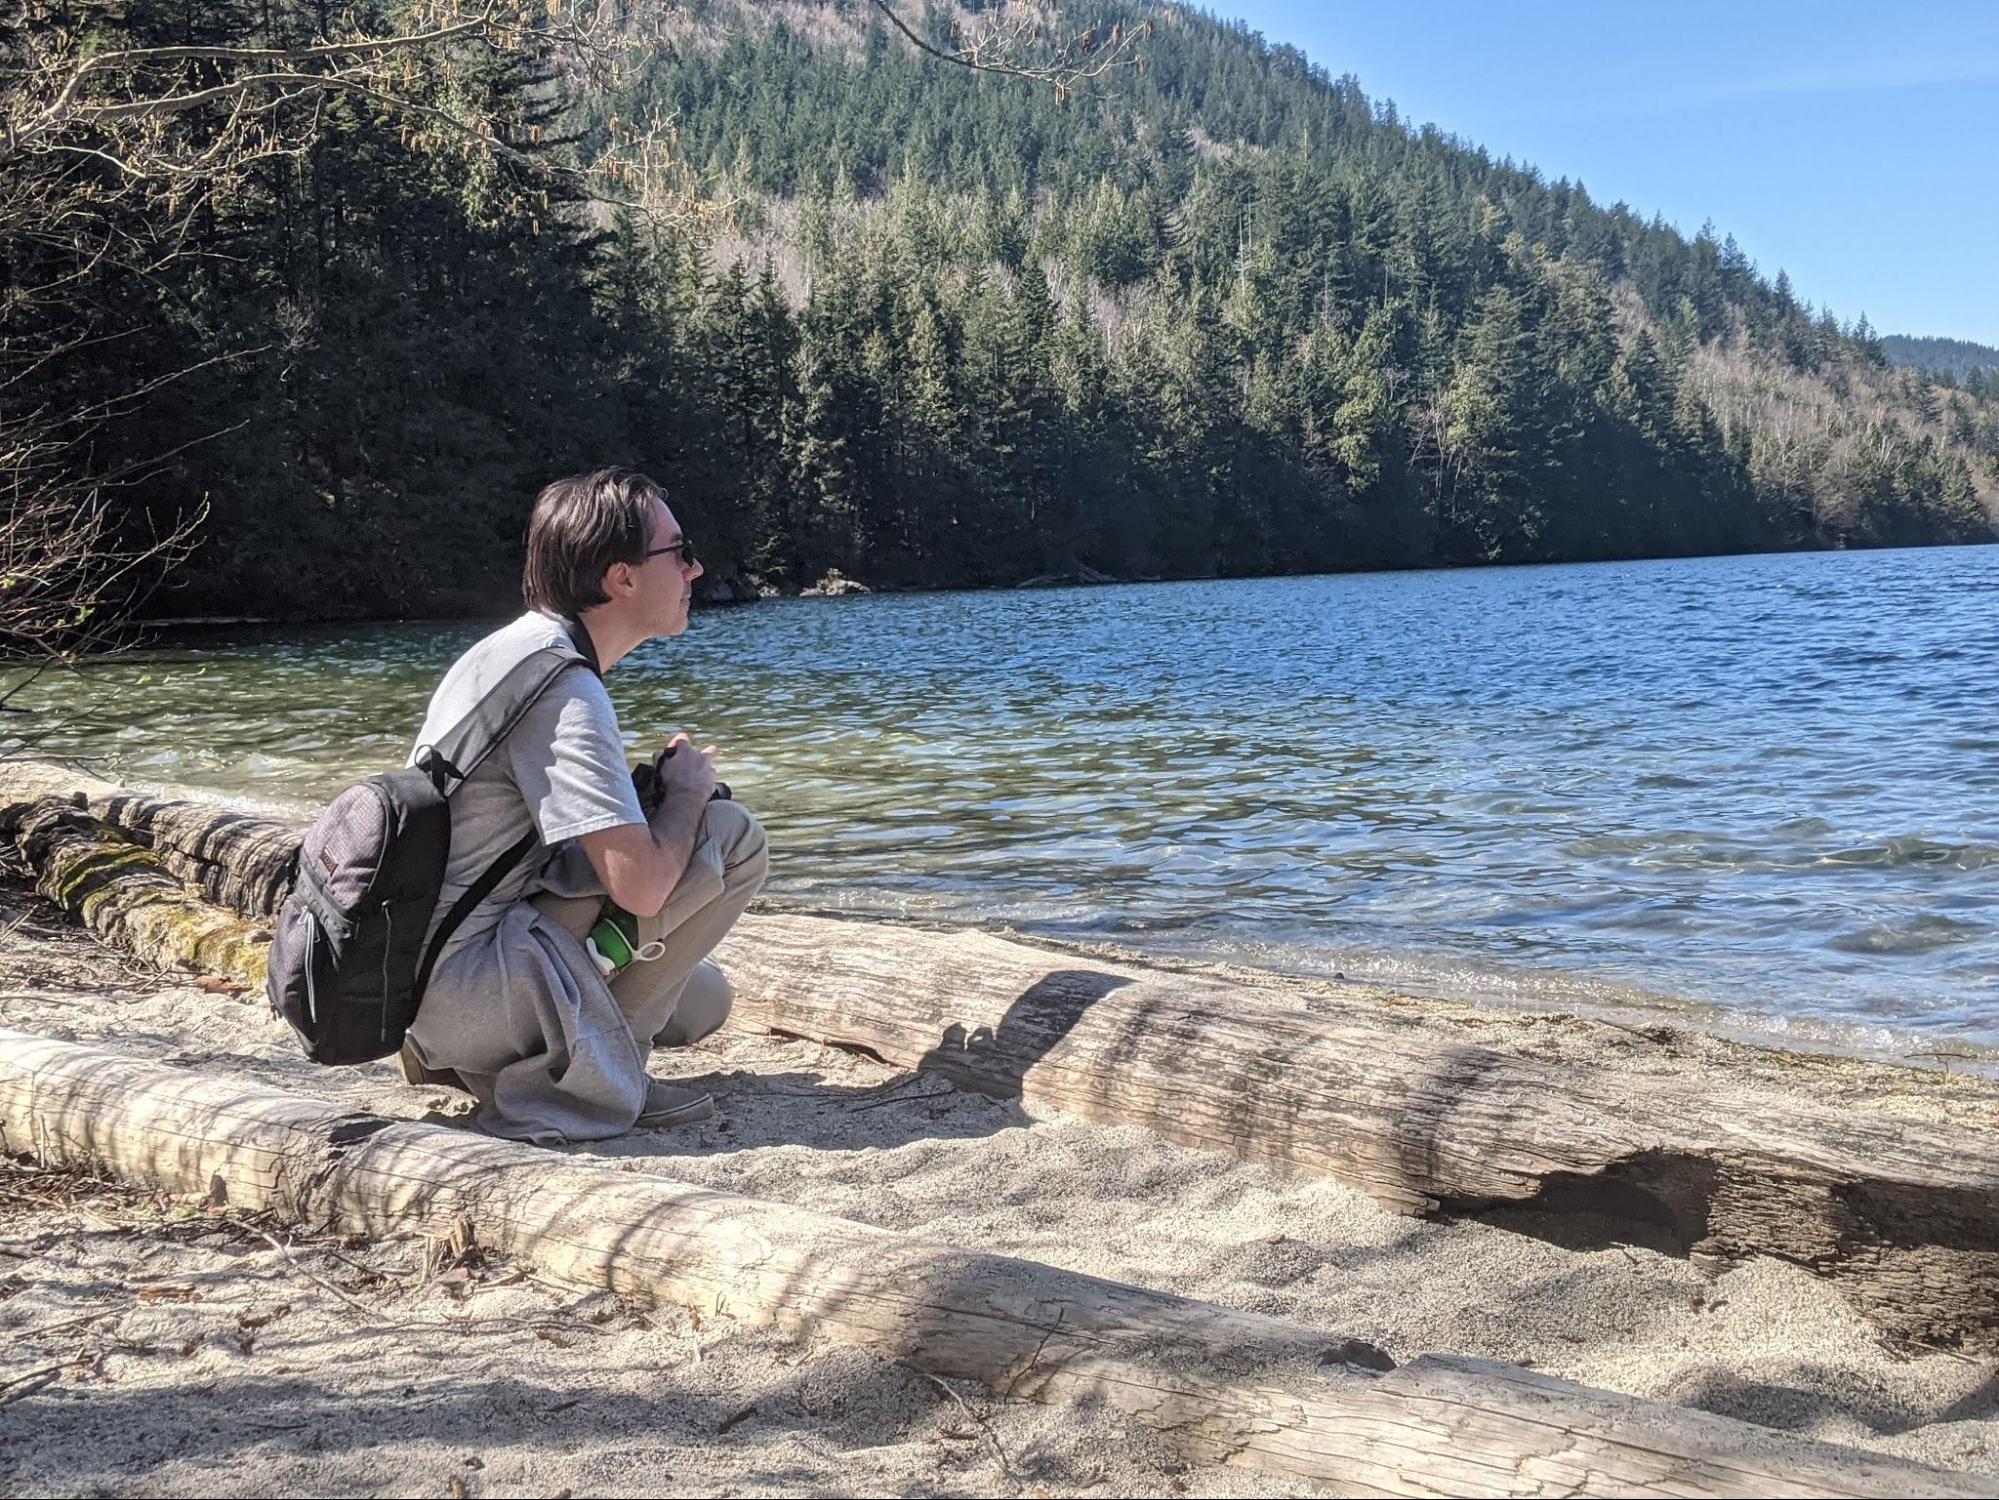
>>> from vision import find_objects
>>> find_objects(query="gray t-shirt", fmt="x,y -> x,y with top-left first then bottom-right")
409,612 -> 644,958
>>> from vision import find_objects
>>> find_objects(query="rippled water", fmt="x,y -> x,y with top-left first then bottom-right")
14,544 -> 1999,1055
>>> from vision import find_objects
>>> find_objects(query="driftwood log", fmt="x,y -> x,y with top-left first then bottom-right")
94,789 -> 298,917
0,1028 -> 1988,1500
711,916 -> 1999,1355
0,795 -> 271,987
8,777 -> 1999,1355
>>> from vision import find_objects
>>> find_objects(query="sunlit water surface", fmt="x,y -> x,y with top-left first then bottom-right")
17,545 -> 1999,1060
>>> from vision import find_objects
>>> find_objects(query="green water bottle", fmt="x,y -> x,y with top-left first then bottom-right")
585,905 -> 641,978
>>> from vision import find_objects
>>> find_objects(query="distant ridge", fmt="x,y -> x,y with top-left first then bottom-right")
1883,334 -> 1999,382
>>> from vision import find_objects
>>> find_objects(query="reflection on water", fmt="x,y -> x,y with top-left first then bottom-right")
14,543 -> 1999,1052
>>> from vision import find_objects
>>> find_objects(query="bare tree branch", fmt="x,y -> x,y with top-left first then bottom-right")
0,1 -> 706,663
2,2 -> 699,218
863,1 -> 1150,99
0,409 -> 206,662
11,5 -> 504,155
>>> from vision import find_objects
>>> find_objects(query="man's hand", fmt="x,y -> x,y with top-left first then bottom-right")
579,732 -> 719,918
655,732 -> 719,806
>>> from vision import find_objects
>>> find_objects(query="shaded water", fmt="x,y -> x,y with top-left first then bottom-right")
15,544 -> 1999,1055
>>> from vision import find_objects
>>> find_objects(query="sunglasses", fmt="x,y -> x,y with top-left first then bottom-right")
644,538 -> 698,566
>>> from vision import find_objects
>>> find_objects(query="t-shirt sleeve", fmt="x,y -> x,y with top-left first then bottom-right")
504,674 -> 645,844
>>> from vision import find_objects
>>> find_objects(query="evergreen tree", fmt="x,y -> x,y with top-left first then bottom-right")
20,0 -> 1990,624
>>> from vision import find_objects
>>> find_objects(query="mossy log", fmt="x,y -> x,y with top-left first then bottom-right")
1,1028 -> 1988,1500
0,796 -> 269,987
94,790 -> 297,918
9,779 -> 1999,1354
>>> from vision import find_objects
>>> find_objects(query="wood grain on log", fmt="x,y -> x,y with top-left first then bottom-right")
712,914 -> 1999,1354
0,1029 -> 1986,1500
94,791 -> 297,918
0,797 -> 269,986
8,778 -> 1998,1354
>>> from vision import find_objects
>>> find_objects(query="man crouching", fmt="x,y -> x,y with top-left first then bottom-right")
397,468 -> 768,1143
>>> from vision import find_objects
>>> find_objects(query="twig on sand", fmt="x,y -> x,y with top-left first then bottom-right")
242,1223 -> 607,1339
0,1365 -> 64,1404
905,1362 -> 1021,1493
13,1309 -> 112,1341
844,1083 -> 957,1114
318,1243 -> 418,1287
247,1225 -> 399,1325
1907,1049 -> 1978,1078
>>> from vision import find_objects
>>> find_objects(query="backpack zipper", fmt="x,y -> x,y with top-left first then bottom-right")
300,906 -> 319,1027
379,900 -> 394,1043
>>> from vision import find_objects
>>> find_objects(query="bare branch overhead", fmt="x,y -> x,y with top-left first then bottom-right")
862,1 -> 1150,99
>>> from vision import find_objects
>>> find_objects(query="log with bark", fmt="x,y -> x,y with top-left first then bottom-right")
7,776 -> 1999,1355
94,789 -> 297,918
0,795 -> 270,987
0,1027 -> 1988,1500
710,915 -> 1999,1355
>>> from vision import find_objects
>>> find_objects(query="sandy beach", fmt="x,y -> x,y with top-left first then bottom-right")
1,865 -> 1995,1498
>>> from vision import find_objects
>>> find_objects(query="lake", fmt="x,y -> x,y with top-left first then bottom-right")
14,544 -> 1999,1060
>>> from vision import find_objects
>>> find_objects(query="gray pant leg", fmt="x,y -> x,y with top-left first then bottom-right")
653,959 -> 733,1047
619,798 -> 766,1046
535,798 -> 766,1054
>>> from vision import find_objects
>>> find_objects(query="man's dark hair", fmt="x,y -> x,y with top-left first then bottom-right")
522,468 -> 666,617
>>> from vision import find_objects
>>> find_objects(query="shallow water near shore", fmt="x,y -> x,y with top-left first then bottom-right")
14,543 -> 1999,1058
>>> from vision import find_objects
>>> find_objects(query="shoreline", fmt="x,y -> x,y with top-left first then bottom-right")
1,760 -> 1996,1491
0,879 -> 1994,1492
131,536 -> 1999,633
5,754 -> 1995,1084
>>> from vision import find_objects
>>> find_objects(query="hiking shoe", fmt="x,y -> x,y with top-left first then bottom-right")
636,1079 -> 716,1129
397,1040 -> 470,1096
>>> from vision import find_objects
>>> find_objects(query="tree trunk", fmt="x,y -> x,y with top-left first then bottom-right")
0,1028 -> 1984,1500
710,913 -> 1999,1355
8,775 -> 1999,1354
0,795 -> 270,986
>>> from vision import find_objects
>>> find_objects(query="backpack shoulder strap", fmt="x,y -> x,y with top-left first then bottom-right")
557,613 -> 603,677
414,825 -> 540,1001
414,641 -> 587,797
408,625 -> 603,997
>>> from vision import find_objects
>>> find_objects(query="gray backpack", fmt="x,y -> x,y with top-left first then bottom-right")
266,639 -> 589,1065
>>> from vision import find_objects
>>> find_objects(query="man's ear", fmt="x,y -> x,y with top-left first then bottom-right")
603,561 -> 634,599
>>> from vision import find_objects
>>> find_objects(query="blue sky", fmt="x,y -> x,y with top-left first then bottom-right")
1210,1 -> 1999,347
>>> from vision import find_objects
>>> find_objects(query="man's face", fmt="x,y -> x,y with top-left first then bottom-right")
640,496 -> 703,639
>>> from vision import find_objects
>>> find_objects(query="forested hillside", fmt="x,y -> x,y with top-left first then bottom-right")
11,2 -> 1997,624
583,2 -> 1999,591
